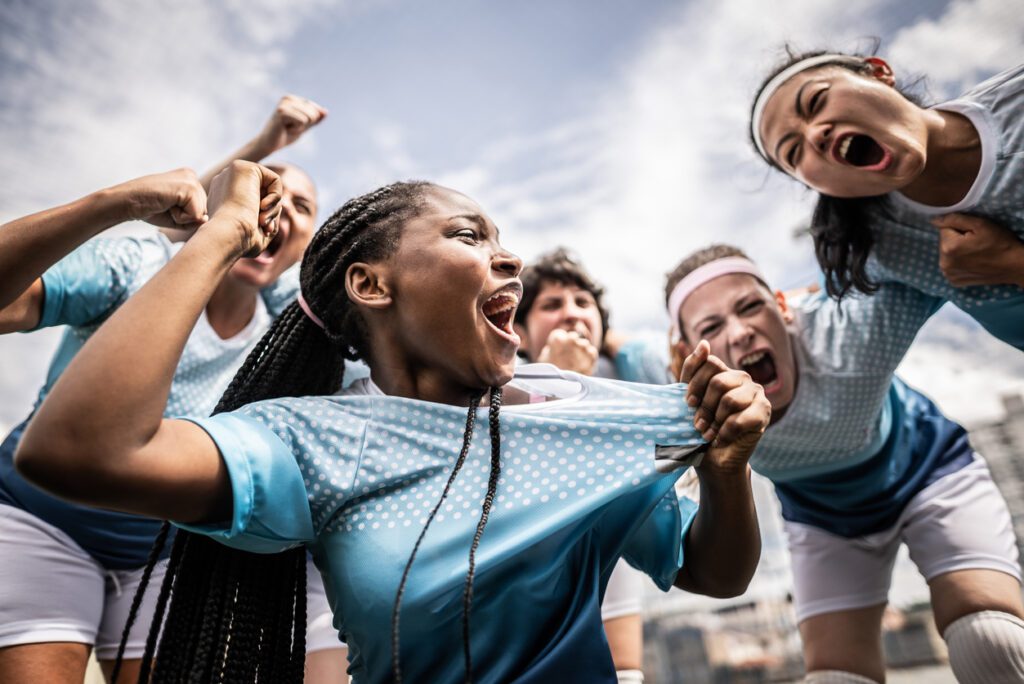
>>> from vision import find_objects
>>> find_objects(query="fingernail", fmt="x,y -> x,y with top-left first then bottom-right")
687,395 -> 699,406
695,418 -> 707,432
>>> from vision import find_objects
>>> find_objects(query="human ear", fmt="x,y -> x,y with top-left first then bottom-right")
864,57 -> 895,87
345,262 -> 392,310
775,290 -> 795,324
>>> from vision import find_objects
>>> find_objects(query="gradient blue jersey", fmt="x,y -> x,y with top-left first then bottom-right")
182,366 -> 703,684
0,234 -> 298,569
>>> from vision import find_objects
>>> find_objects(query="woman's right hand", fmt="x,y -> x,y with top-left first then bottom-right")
205,161 -> 284,258
933,213 -> 1024,288
115,168 -> 208,229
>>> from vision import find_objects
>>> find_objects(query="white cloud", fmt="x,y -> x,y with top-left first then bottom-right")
888,0 -> 1024,96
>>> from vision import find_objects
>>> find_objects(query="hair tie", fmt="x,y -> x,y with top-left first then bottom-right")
667,257 -> 770,338
297,292 -> 325,329
751,54 -> 865,161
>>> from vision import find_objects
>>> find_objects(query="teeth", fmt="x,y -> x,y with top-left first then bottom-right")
838,137 -> 851,160
484,291 -> 519,313
739,351 -> 766,366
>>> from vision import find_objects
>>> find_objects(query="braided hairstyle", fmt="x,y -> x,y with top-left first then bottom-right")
114,180 -> 509,683
750,43 -> 927,299
111,180 -> 437,682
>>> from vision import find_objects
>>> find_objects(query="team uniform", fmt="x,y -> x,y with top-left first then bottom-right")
180,366 -> 704,684
0,235 -> 341,658
866,63 -> 1024,350
626,281 -> 1020,622
594,344 -> 675,630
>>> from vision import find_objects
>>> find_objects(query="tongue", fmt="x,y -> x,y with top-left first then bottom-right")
745,355 -> 777,386
846,134 -> 884,167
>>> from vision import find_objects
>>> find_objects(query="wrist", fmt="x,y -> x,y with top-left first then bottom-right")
89,185 -> 138,228
241,135 -> 278,162
192,214 -> 253,263
695,461 -> 751,490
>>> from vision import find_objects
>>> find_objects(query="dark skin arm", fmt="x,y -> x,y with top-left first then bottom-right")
670,341 -> 766,598
15,162 -> 281,524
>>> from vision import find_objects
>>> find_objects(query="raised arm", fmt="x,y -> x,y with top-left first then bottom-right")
15,161 -> 282,524
198,94 -> 327,189
672,341 -> 767,597
0,169 -> 206,332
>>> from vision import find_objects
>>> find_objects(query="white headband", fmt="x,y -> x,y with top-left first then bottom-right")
751,54 -> 865,160
667,257 -> 770,337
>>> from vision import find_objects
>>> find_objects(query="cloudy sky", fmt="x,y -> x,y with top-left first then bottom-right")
2,0 -> 1023,604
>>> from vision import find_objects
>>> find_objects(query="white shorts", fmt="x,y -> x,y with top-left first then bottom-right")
602,559 -> 645,621
785,457 -> 1021,623
0,503 -> 343,658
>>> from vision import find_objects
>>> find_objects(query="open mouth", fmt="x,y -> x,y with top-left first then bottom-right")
834,133 -> 890,170
738,349 -> 780,392
482,284 -> 522,344
251,223 -> 289,265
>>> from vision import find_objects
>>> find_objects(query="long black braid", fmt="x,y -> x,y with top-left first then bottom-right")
111,181 -> 436,682
391,387 -> 505,684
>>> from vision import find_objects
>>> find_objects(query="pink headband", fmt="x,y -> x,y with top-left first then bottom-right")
667,257 -> 770,337
297,292 -> 325,329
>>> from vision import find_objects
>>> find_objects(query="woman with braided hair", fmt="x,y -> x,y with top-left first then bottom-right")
17,160 -> 770,683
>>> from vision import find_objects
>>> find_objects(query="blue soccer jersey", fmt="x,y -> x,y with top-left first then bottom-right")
181,366 -> 704,683
866,63 -> 1024,350
0,233 -> 297,569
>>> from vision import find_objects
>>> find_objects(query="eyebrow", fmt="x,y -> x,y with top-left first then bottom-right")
692,313 -> 721,331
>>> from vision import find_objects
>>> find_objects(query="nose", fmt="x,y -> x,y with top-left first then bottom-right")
493,249 -> 522,278
808,121 -> 833,156
725,315 -> 755,349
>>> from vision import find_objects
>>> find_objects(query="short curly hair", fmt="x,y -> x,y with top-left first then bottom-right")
515,247 -> 611,335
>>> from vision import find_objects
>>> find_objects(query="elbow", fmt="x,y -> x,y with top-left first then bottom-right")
14,423 -> 102,503
701,574 -> 755,600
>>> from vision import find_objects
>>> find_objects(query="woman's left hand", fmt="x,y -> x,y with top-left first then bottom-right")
679,340 -> 771,476
933,213 -> 1024,288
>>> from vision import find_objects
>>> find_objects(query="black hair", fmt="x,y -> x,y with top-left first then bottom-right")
664,244 -> 757,339
110,180 -> 507,682
750,43 -> 928,299
515,247 -> 611,350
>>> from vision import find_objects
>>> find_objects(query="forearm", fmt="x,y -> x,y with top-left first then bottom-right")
0,188 -> 131,312
674,465 -> 760,597
20,222 -> 242,472
199,137 -> 276,190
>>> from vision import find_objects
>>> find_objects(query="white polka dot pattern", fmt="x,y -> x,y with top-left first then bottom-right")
866,64 -> 1024,350
750,283 -> 942,480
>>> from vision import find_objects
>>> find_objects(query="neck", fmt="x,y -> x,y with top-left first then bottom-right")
370,360 -> 486,407
900,109 -> 982,206
206,276 -> 258,340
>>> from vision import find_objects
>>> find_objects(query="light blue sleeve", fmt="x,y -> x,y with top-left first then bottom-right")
259,264 -> 300,318
176,411 -> 316,554
614,338 -> 672,385
34,237 -> 143,330
621,489 -> 699,591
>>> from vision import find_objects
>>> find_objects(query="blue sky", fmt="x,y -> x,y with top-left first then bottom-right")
1,0 -> 1023,608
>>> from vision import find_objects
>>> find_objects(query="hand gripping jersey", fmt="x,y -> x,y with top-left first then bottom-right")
181,365 -> 704,683
865,63 -> 1024,350
0,234 -> 298,569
